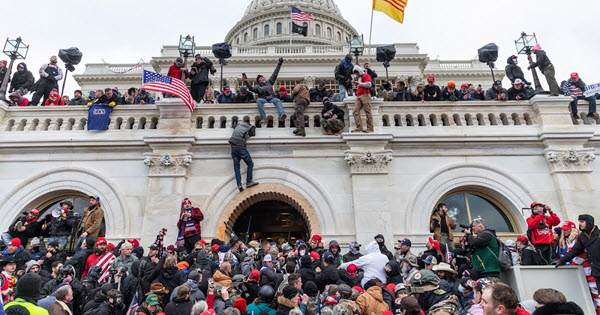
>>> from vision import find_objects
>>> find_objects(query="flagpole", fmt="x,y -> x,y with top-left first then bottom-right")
368,2 -> 375,61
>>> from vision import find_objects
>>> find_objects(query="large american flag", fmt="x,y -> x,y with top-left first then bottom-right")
142,70 -> 194,112
291,6 -> 315,21
94,251 -> 116,283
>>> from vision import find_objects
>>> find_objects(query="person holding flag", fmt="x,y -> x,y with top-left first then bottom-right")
81,237 -> 116,283
142,70 -> 195,112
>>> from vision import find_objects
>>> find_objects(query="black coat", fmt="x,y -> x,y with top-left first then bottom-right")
393,88 -> 413,102
532,302 -> 584,315
334,61 -> 353,89
259,267 -> 283,289
42,250 -> 67,273
7,217 -> 41,247
505,57 -> 527,84
485,87 -> 508,100
309,87 -> 329,102
530,50 -> 552,74
441,88 -> 461,101
233,92 -> 256,103
164,298 -> 194,315
507,86 -> 528,101
9,63 -> 34,92
424,84 -> 441,101
314,263 -> 340,292
152,266 -> 187,305
1,246 -> 30,271
44,211 -> 77,237
65,248 -> 92,279
321,102 -> 345,121
82,290 -> 105,314
337,269 -> 360,287
299,265 -> 316,289
560,225 -> 600,276
190,58 -> 215,85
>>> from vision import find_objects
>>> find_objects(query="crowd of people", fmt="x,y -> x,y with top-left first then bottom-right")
0,195 -> 594,315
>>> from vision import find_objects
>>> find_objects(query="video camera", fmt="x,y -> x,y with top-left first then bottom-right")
459,223 -> 472,232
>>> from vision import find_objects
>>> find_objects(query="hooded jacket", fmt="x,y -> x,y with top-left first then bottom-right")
340,241 -> 388,287
385,260 -> 403,284
2,246 -> 31,271
229,121 -> 256,147
164,297 -> 193,315
299,255 -> 316,286
375,234 -> 394,261
189,57 -> 215,85
355,286 -> 389,315
526,212 -> 560,245
505,57 -> 527,84
44,90 -> 65,106
560,215 -> 600,277
167,62 -> 188,81
321,101 -> 345,121
327,240 -> 343,266
8,92 -> 29,106
152,266 -> 187,305
9,62 -> 34,92
244,61 -> 283,101
485,86 -> 508,101
530,50 -> 552,74
334,58 -> 353,89
441,87 -> 461,101
531,302 -> 584,315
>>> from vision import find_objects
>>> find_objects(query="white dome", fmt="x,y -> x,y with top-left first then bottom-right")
226,0 -> 357,46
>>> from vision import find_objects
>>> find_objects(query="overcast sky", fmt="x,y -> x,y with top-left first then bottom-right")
3,0 -> 598,95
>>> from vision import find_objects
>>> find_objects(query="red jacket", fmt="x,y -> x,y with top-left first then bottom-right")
177,207 -> 204,238
526,212 -> 560,245
81,252 -> 100,279
356,73 -> 372,97
167,63 -> 188,81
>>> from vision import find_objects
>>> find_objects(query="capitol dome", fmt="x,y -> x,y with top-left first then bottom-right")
225,0 -> 357,46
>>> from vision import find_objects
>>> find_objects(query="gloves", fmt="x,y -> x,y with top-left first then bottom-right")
551,260 -> 561,268
432,218 -> 440,228
108,102 -> 116,107
87,102 -> 92,108
278,57 -> 284,64
60,213 -> 67,220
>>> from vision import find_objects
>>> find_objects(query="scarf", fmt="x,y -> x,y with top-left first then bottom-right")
2,271 -> 16,289
176,209 -> 193,245
342,58 -> 351,69
349,242 -> 359,255
24,217 -> 37,226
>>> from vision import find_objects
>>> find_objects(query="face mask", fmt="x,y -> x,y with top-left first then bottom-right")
458,285 -> 464,293
299,250 -> 306,256
512,58 -> 518,65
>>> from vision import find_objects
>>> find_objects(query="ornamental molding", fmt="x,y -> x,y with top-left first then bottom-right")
545,148 -> 596,174
144,153 -> 193,177
344,150 -> 393,174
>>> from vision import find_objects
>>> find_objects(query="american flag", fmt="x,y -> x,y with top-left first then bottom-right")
142,70 -> 194,112
291,6 -> 315,21
94,251 -> 116,283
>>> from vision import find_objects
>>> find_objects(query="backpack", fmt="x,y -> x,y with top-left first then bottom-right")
83,307 -> 101,315
241,259 -> 255,277
481,231 -> 513,271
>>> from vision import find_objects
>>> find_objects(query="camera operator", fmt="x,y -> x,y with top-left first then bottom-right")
97,289 -> 126,315
464,218 -> 501,279
526,202 -> 560,265
41,265 -> 85,313
429,203 -> 457,251
1,208 -> 41,250
42,200 -> 77,251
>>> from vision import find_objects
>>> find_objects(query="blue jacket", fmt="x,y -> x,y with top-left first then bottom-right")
217,93 -> 235,103
246,303 -> 276,315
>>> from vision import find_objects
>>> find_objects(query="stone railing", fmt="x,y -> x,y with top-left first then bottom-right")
0,96 -> 592,134
76,63 -> 151,76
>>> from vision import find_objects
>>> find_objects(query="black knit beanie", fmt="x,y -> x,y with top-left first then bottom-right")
304,281 -> 318,298
282,285 -> 299,299
15,273 -> 42,301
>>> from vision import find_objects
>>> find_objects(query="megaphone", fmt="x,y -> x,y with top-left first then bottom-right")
52,208 -> 63,218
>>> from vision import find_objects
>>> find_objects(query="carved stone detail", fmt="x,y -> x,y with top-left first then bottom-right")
545,148 -> 596,173
144,153 -> 193,177
345,150 -> 393,174
304,76 -> 316,89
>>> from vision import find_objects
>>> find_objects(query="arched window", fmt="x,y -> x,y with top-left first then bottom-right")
276,22 -> 283,35
236,37 -> 240,45
315,24 -> 321,36
264,25 -> 270,36
336,31 -> 341,41
253,28 -> 258,39
437,191 -> 515,233
244,32 -> 248,42
327,27 -> 332,38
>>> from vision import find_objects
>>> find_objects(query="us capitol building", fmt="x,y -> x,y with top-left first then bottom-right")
0,0 -> 598,258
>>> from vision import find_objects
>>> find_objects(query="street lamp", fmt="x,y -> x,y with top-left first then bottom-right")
178,35 -> 195,81
349,34 -> 364,65
515,32 -> 544,94
0,37 -> 29,100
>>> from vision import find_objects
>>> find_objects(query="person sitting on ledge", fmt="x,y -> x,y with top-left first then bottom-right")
277,86 -> 293,103
233,86 -> 256,103
242,58 -> 287,126
309,81 -> 329,103
321,97 -> 345,135
563,72 -> 597,119
217,86 -> 235,104
135,89 -> 155,104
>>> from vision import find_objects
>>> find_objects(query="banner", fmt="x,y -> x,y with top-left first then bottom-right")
584,82 -> 600,98
291,22 -> 308,37
87,104 -> 114,131
101,59 -> 144,74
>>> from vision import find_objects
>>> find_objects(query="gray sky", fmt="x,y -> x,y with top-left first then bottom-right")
3,0 -> 598,95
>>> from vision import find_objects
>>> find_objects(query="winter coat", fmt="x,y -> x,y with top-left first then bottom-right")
276,296 -> 303,315
44,90 -> 65,106
337,269 -> 360,288
430,211 -> 457,241
485,87 -> 508,100
233,92 -> 256,103
418,290 -> 451,314
67,97 -> 87,105
7,216 -> 40,246
259,266 -> 283,289
562,78 -> 587,96
111,254 -> 139,274
8,92 -> 29,106
530,50 -> 552,74
217,93 -> 235,103
134,94 -> 155,104
393,88 -> 412,102
164,298 -> 193,315
460,90 -> 475,101
508,86 -> 528,100
247,302 -> 276,315
532,302 -> 584,315
167,62 -> 188,81
152,266 -> 187,305
321,102 -> 345,121
376,283 -> 395,311
385,260 -> 403,284
560,225 -> 600,277
1,246 -> 30,271
340,241 -> 388,286
212,295 -> 233,315
9,63 -> 34,92
505,57 -> 527,84
213,269 -> 232,288
45,210 -> 77,237
467,229 -> 501,274
47,301 -> 72,315
169,280 -> 205,303
441,87 -> 460,101
229,121 -> 256,147
41,250 -> 67,273
80,204 -> 104,238
474,90 -> 486,100
177,207 -> 204,239
292,84 -> 310,105
342,251 -> 361,263
424,84 -> 441,101
82,290 -> 105,314
309,87 -> 328,102
412,90 -> 426,102
527,213 -> 560,245
355,286 -> 389,315
299,259 -> 316,288
244,62 -> 282,101
189,58 -> 215,85
334,60 -> 353,89
314,264 -> 340,292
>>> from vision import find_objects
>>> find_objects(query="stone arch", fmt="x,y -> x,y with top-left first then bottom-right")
405,163 -> 535,235
0,167 -> 130,238
202,165 -> 337,239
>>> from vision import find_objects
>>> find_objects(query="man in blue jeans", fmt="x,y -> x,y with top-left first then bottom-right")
334,55 -> 354,102
243,58 -> 286,127
563,72 -> 597,118
229,120 -> 259,192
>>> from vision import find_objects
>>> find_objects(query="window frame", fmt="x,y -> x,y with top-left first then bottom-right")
264,24 -> 270,36
276,22 -> 283,35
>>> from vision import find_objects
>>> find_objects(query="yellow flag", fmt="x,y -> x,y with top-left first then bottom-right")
373,0 -> 408,24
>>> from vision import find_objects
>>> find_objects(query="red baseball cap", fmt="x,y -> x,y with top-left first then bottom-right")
427,76 -> 435,82
128,239 -> 140,248
571,72 -> 579,78
309,251 -> 320,261
211,244 -> 220,251
562,221 -> 576,230
196,239 -> 208,245
461,83 -> 469,88
516,236 -> 528,243
530,202 -> 543,208
8,238 -> 21,247
353,286 -> 364,294
96,237 -> 107,246
107,243 -> 115,251
249,269 -> 260,281
311,235 -> 322,242
30,209 -> 40,216
347,264 -> 357,273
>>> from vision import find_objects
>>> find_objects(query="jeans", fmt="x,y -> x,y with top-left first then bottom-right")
1,233 -> 13,248
339,85 -> 353,102
257,98 -> 284,119
75,237 -> 86,252
570,96 -> 597,115
47,236 -> 69,250
231,146 -> 254,187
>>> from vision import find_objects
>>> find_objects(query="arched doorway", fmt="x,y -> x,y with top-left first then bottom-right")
232,200 -> 310,244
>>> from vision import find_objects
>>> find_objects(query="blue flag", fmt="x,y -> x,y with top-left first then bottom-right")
87,104 -> 113,130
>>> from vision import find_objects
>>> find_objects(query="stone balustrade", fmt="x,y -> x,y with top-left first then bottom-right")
0,96 -> 593,135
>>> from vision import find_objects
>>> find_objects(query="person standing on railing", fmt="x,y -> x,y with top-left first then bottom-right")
242,57 -> 286,127
31,56 -> 63,106
351,65 -> 373,133
528,44 -> 560,96
334,55 -> 354,102
423,76 -> 441,101
291,83 -> 310,137
189,54 -> 216,104
363,61 -> 378,98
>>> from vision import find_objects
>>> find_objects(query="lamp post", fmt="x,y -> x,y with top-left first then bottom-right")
178,35 -> 195,82
0,37 -> 28,100
515,32 -> 544,94
349,34 -> 364,66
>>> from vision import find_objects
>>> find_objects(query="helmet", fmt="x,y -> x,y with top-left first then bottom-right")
258,285 -> 275,302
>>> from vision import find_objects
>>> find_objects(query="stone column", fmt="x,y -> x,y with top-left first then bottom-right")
141,99 -> 195,246
532,95 -> 597,221
343,133 -> 394,250
344,97 -> 383,133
